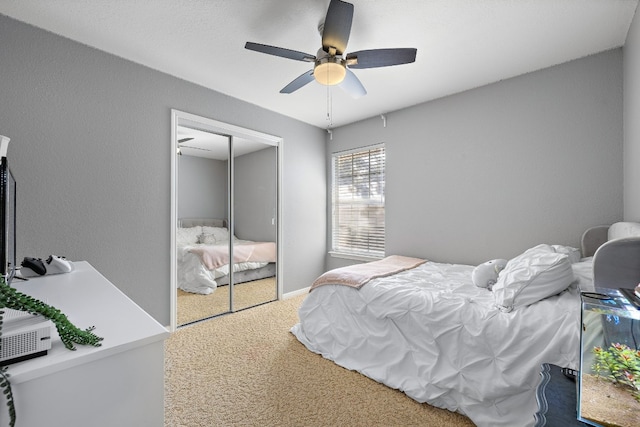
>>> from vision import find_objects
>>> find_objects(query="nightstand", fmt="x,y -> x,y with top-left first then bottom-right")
534,363 -> 589,426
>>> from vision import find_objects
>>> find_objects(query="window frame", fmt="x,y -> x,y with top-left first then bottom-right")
329,143 -> 386,261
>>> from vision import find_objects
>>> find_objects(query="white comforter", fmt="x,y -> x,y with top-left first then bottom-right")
291,259 -> 593,427
177,240 -> 269,294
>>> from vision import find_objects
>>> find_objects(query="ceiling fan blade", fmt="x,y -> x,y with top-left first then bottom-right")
181,145 -> 211,152
245,42 -> 315,62
322,0 -> 354,55
340,69 -> 366,98
280,70 -> 315,94
178,137 -> 194,144
346,48 -> 417,69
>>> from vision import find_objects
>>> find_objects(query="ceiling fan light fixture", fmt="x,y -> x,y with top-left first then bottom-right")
314,56 -> 346,86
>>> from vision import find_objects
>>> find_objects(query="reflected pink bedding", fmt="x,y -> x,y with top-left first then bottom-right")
189,242 -> 276,270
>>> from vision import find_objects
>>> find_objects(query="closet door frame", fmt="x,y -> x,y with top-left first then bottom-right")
170,109 -> 283,332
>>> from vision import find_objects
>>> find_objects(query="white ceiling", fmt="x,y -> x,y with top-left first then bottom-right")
1,0 -> 638,129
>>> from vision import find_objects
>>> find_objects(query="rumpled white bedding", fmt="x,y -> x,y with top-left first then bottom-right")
177,239 -> 268,294
291,259 -> 593,427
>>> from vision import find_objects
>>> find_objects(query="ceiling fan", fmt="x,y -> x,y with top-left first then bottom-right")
177,137 -> 214,156
245,0 -> 417,98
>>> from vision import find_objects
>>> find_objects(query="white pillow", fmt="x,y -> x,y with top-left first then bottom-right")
472,259 -> 508,289
493,244 -> 575,312
551,245 -> 581,264
200,233 -> 214,245
200,226 -> 229,244
176,226 -> 202,246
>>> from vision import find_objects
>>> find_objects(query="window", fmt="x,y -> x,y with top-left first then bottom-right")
331,145 -> 385,259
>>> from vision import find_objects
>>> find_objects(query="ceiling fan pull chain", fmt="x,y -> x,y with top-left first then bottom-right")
326,85 -> 333,127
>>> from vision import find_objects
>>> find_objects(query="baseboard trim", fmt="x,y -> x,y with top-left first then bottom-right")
283,286 -> 310,299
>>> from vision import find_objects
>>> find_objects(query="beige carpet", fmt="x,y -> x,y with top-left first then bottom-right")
178,278 -> 277,326
165,294 -> 475,427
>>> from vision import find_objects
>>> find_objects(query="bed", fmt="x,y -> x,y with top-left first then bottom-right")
291,222 -> 640,427
177,218 -> 276,295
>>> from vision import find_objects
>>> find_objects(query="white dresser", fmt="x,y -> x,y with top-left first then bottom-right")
0,261 -> 170,427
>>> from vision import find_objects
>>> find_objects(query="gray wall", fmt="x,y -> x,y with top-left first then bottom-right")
0,15 -> 327,325
178,147 -> 277,242
327,49 -> 623,269
624,8 -> 640,220
234,147 -> 277,242
177,155 -> 227,220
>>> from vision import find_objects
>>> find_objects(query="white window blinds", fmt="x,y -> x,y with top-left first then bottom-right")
331,145 -> 385,258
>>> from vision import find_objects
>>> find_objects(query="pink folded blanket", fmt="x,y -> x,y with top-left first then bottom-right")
189,242 -> 276,270
310,255 -> 427,291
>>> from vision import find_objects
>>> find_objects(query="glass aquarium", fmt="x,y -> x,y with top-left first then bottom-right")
579,288 -> 640,427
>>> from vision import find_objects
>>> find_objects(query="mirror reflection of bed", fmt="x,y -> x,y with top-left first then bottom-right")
174,116 -> 279,327
176,218 -> 277,325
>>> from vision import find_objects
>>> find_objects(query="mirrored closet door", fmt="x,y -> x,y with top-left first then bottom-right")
170,110 -> 282,329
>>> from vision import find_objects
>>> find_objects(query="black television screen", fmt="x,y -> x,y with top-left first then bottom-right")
0,156 -> 16,285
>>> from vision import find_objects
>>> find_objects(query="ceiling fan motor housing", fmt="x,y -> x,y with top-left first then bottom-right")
314,48 -> 346,85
